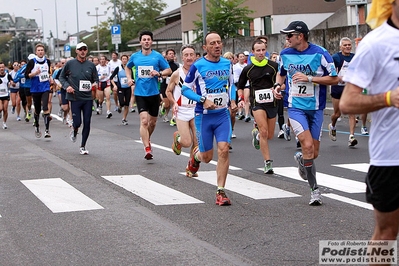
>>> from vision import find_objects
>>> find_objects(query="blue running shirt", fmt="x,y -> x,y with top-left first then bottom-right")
181,57 -> 235,114
279,43 -> 337,110
126,50 -> 169,97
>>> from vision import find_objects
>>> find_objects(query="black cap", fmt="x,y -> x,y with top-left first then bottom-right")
280,21 -> 309,34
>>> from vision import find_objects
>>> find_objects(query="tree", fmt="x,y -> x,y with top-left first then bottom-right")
195,0 -> 254,41
193,0 -> 254,43
98,0 -> 167,52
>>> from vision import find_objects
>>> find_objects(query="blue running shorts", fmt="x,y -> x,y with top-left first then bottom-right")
288,108 -> 324,141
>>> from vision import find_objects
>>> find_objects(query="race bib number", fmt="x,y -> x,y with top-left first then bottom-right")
181,95 -> 196,107
338,61 -> 350,86
120,77 -> 128,86
138,66 -> 154,78
206,92 -> 229,109
39,71 -> 49,82
21,78 -> 26,84
79,80 -> 91,91
255,88 -> 274,103
290,81 -> 314,97
0,87 -> 8,97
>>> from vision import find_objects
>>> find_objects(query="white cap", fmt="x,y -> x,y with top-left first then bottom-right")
76,42 -> 88,50
28,54 -> 35,60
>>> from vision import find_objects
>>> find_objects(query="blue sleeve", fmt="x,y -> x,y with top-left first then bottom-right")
182,85 -> 201,102
126,54 -> 135,69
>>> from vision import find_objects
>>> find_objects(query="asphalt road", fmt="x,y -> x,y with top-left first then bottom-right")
0,100 -> 377,266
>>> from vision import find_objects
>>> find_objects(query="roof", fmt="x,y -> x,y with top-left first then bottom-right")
155,7 -> 181,21
127,20 -> 182,46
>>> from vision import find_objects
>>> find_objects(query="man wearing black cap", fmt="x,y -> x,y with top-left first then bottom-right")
59,42 -> 99,155
276,21 -> 339,206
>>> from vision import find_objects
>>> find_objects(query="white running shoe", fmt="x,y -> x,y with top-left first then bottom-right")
328,123 -> 337,141
278,129 -> 284,139
2,122 -> 7,129
79,147 -> 89,155
294,152 -> 307,180
282,124 -> 291,141
361,126 -> 369,135
70,130 -> 76,143
309,188 -> 322,206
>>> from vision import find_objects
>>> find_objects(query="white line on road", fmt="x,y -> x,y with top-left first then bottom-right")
21,178 -> 104,213
189,171 -> 300,200
271,167 -> 366,193
323,193 -> 373,210
134,140 -> 242,171
332,163 -> 369,173
102,175 -> 204,205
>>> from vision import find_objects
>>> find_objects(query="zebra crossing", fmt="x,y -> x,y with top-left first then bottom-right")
0,163 -> 372,217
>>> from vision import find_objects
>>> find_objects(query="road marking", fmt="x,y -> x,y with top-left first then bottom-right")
271,167 -> 366,193
21,178 -> 104,213
332,163 -> 369,173
323,193 -> 373,210
102,175 -> 204,205
134,140 -> 242,170
189,171 -> 300,199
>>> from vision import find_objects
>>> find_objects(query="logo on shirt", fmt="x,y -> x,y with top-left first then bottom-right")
205,70 -> 230,80
288,63 -> 313,76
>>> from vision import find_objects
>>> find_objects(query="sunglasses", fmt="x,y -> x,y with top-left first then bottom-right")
286,33 -> 300,38
77,47 -> 87,51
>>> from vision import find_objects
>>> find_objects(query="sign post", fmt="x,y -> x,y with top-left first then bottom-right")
111,24 -> 121,53
346,0 -> 368,38
64,44 -> 71,58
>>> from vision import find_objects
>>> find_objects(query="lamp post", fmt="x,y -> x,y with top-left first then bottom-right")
87,7 -> 107,52
34,8 -> 45,44
55,0 -> 60,61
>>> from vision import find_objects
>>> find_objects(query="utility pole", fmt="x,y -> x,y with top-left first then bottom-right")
87,7 -> 107,53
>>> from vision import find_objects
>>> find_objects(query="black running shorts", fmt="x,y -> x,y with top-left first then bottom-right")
366,165 -> 399,213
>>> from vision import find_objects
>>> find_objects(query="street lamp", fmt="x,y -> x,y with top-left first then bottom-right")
55,0 -> 60,61
34,8 -> 45,44
87,7 -> 107,52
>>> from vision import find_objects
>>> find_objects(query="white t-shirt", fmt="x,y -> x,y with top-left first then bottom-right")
343,21 -> 399,166
233,62 -> 247,85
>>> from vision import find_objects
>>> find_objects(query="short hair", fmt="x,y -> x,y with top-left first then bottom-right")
165,49 -> 176,55
339,37 -> 352,46
204,31 -> 220,45
121,54 -> 129,60
111,51 -> 119,56
223,51 -> 234,60
255,35 -> 268,44
139,30 -> 153,41
35,43 -> 45,51
251,40 -> 266,51
180,44 -> 196,55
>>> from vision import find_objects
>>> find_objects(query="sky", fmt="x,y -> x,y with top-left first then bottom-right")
0,0 -> 180,41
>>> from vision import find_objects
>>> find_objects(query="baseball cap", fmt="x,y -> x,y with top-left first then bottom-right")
28,54 -> 35,60
280,21 -> 309,34
243,51 -> 249,56
76,42 -> 88,50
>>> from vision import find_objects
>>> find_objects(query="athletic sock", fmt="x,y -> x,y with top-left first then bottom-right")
304,159 -> 317,190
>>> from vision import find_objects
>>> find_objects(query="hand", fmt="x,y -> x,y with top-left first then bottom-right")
128,79 -> 134,86
292,72 -> 307,83
203,99 -> 216,110
66,86 -> 74,94
237,100 -> 245,109
230,100 -> 238,112
273,89 -> 283,100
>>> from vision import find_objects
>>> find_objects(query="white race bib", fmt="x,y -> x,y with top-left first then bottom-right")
0,87 -> 7,97
206,92 -> 229,109
79,80 -> 91,91
338,61 -> 350,86
138,66 -> 154,78
290,81 -> 314,97
39,71 -> 49,82
21,78 -> 26,84
254,88 -> 274,103
181,95 -> 196,107
120,77 -> 128,86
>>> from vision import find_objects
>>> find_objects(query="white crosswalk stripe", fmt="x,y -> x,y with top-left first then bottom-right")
186,171 -> 300,200
332,163 -> 369,173
21,178 -> 104,213
102,175 -> 204,205
323,193 -> 373,210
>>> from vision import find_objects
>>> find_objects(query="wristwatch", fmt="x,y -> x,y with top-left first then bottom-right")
307,76 -> 313,83
200,96 -> 206,103
159,71 -> 163,77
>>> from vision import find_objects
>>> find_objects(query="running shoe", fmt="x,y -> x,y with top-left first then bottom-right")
278,129 -> 284,139
348,136 -> 358,147
117,107 -> 122,113
231,132 -> 236,139
361,126 -> 369,135
11,106 -> 15,114
328,123 -> 337,141
237,113 -> 245,120
170,117 -> 176,127
96,107 -> 101,115
337,116 -> 342,122
122,119 -> 128,126
44,130 -> 51,138
58,109 -> 63,117
282,124 -> 291,141
251,128 -> 260,150
25,112 -> 31,122
309,188 -> 322,206
187,146 -> 200,174
92,105 -> 95,111
294,152 -> 307,180
70,130 -> 76,143
264,160 -> 274,174
172,131 -> 181,155
144,146 -> 153,160
160,103 -> 166,116
244,116 -> 251,122
216,189 -> 231,206
185,165 -> 199,178
35,127 -> 42,138
162,115 -> 169,123
2,122 -> 7,129
106,111 -> 112,119
130,108 -> 136,113
114,106 -> 119,112
79,147 -> 89,155
16,116 -> 21,121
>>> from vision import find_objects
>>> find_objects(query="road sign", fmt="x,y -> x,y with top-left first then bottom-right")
346,0 -> 367,5
111,24 -> 121,45
64,45 -> 70,51
69,36 -> 78,47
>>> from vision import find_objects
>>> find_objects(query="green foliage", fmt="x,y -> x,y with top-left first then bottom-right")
98,0 -> 167,53
193,0 -> 254,43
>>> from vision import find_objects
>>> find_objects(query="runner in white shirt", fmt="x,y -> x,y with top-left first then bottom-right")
96,56 -> 112,118
108,52 -> 122,113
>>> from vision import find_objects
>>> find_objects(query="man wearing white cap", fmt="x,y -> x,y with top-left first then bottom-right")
59,42 -> 99,155
340,0 -> 399,245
